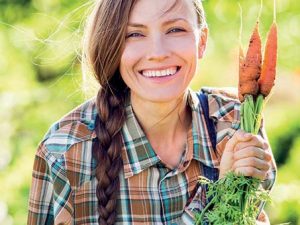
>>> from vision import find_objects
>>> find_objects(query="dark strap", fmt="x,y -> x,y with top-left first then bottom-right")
197,93 -> 219,217
198,92 -> 217,151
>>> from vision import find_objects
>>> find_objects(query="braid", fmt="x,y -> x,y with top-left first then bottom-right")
93,85 -> 126,225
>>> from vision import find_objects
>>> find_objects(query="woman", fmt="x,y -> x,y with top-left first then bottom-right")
27,0 -> 276,224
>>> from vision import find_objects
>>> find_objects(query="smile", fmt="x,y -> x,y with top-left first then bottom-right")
139,66 -> 181,78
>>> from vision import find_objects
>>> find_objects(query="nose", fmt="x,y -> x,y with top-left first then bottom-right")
146,35 -> 170,62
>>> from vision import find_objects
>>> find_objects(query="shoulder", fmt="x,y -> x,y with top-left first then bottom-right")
40,97 -> 98,156
200,86 -> 240,107
200,87 -> 241,124
193,87 -> 242,146
34,98 -> 98,188
187,87 -> 242,167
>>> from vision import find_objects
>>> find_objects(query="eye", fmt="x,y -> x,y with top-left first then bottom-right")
126,32 -> 144,39
167,27 -> 186,34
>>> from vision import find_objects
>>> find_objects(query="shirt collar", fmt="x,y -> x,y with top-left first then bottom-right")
121,89 -> 220,179
121,96 -> 161,178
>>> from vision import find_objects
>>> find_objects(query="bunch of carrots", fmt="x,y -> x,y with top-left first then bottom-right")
239,2 -> 277,134
238,0 -> 277,222
196,0 -> 277,224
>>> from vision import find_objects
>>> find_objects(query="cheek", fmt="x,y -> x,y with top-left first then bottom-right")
120,42 -> 145,71
174,37 -> 199,81
120,48 -> 134,73
168,36 -> 199,61
120,43 -> 144,87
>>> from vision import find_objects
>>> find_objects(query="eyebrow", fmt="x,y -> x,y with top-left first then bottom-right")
162,18 -> 189,26
127,18 -> 189,28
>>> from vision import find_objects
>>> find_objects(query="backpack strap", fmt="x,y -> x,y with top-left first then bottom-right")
197,92 -> 219,182
197,92 -> 217,151
197,92 -> 219,215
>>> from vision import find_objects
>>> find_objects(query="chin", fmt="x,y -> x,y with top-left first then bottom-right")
141,89 -> 186,103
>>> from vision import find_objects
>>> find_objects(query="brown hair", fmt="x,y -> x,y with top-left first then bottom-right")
83,0 -> 206,224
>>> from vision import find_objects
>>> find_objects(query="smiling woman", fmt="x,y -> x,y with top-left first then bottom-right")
120,0 -> 207,103
27,0 -> 276,224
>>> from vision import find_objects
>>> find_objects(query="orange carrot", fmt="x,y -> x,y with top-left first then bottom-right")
258,21 -> 277,97
239,22 -> 262,100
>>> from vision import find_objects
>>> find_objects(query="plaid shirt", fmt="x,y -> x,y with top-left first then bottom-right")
27,88 -> 276,225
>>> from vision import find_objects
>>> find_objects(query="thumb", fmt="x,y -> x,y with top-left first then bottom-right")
224,130 -> 252,153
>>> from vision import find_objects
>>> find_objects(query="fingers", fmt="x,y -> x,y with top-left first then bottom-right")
232,146 -> 272,180
220,130 -> 273,180
230,131 -> 272,180
233,134 -> 268,152
224,130 -> 253,153
233,157 -> 270,172
234,146 -> 272,162
234,167 -> 267,180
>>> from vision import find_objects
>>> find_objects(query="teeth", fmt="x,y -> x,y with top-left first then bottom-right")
142,67 -> 178,77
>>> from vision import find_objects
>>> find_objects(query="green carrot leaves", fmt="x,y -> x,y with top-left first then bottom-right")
196,172 -> 270,225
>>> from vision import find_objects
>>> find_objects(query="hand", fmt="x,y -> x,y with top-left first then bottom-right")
219,130 -> 272,180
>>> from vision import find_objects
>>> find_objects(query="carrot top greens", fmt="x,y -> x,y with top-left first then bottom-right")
195,172 -> 270,225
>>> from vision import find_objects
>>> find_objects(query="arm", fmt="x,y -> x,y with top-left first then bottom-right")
258,126 -> 277,192
219,129 -> 276,225
27,144 -> 54,225
256,127 -> 276,225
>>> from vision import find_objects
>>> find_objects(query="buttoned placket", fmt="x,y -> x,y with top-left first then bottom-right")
156,142 -> 192,224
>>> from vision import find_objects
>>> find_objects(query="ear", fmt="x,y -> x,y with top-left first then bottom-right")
198,27 -> 208,59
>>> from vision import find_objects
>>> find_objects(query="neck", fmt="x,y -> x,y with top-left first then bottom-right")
130,91 -> 192,148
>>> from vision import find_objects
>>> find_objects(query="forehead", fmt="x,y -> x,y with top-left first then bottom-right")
129,0 -> 197,24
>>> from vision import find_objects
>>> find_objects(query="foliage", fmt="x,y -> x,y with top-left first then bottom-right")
195,173 -> 270,225
268,114 -> 300,167
267,137 -> 300,225
0,0 -> 299,225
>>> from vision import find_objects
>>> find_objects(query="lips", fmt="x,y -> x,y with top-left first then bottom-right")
139,66 -> 181,78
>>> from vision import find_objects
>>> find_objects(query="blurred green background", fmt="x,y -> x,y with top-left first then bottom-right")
0,0 -> 299,224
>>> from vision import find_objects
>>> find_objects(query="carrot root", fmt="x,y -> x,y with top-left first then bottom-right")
239,22 -> 262,100
258,22 -> 278,97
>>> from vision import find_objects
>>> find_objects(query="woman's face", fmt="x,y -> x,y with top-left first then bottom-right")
120,0 -> 207,103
